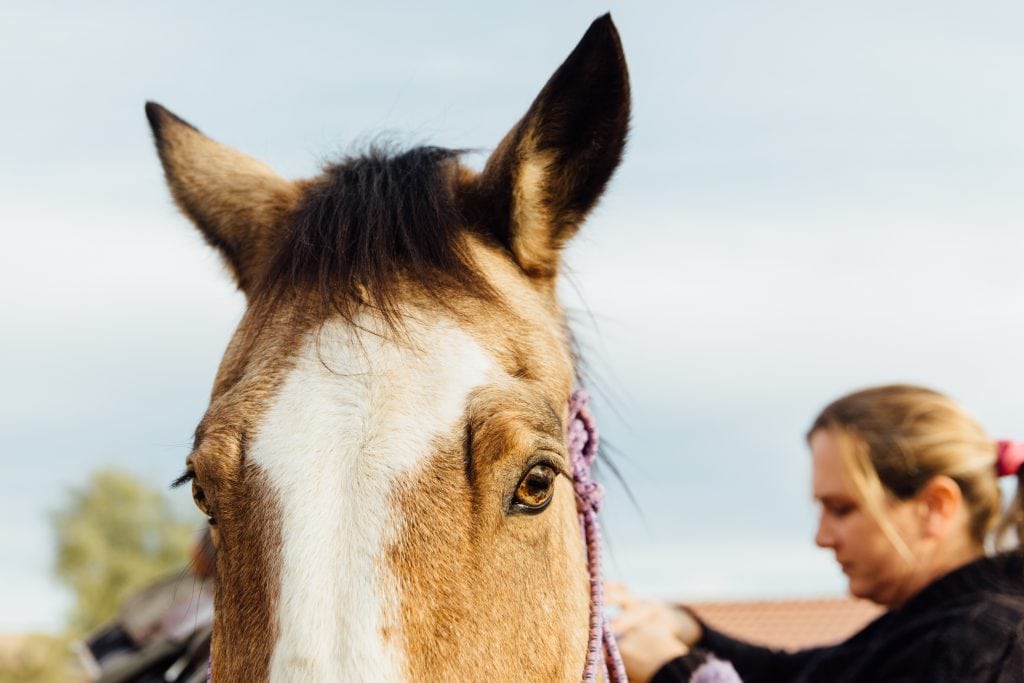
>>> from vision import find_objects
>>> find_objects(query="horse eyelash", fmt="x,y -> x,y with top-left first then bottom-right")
171,470 -> 195,489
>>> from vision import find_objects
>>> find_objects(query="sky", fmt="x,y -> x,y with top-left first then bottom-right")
2,1 -> 1023,632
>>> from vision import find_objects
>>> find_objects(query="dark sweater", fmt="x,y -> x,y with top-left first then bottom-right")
652,552 -> 1024,683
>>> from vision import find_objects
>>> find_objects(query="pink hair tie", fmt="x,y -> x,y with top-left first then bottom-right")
997,440 -> 1024,477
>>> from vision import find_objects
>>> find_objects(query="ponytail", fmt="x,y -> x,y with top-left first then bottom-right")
996,441 -> 1024,549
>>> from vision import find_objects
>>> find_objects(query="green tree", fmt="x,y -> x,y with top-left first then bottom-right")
0,634 -> 78,683
51,468 -> 197,634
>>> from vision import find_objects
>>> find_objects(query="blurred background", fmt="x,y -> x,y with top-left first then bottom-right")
2,0 -> 1023,677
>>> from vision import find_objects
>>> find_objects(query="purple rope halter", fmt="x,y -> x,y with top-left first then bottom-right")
568,389 -> 627,683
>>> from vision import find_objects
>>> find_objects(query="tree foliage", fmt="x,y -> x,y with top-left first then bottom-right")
0,634 -> 78,683
51,469 -> 196,634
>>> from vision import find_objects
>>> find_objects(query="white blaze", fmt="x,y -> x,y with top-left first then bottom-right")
249,315 -> 496,681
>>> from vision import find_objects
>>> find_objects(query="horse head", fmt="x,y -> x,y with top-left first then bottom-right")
148,15 -> 629,681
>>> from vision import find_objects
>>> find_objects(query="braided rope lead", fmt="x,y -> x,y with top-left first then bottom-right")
569,389 -> 627,683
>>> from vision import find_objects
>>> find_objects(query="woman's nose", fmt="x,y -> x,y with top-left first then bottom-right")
815,515 -> 835,548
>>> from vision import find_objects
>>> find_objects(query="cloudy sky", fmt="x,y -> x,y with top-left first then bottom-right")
3,1 -> 1023,631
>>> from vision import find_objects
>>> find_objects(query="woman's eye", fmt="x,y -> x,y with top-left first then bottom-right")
512,464 -> 557,513
829,503 -> 855,518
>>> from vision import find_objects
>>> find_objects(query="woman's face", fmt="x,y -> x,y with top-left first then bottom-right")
810,429 -> 923,606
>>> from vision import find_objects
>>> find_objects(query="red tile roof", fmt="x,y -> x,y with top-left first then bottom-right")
689,597 -> 884,650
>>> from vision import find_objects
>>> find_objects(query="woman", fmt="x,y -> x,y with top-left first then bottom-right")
612,384 -> 1024,682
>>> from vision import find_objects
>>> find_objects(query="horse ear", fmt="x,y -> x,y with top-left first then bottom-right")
473,14 -> 630,278
145,102 -> 298,292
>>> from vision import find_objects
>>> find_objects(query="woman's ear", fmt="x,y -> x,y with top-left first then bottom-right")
918,475 -> 964,538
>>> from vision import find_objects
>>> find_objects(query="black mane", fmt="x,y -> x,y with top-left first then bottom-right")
265,145 -> 495,327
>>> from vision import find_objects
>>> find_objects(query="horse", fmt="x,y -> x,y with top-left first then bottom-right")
147,14 -> 630,681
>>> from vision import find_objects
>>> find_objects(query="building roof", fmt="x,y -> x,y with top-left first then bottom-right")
689,597 -> 884,651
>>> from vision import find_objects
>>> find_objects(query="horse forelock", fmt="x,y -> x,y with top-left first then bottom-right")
255,145 -> 501,333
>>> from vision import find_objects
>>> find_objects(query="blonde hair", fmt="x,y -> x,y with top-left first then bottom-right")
808,384 -> 1021,552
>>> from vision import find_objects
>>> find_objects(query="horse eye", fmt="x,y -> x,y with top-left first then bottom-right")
191,481 -> 217,526
512,464 -> 557,514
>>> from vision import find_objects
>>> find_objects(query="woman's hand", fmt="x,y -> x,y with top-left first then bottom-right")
614,612 -> 688,682
606,583 -> 704,646
606,583 -> 704,682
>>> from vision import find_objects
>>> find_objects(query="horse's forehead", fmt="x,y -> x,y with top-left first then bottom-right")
262,314 -> 501,436
252,312 -> 502,467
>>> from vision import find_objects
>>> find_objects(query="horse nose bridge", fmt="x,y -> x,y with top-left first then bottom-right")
267,475 -> 410,678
